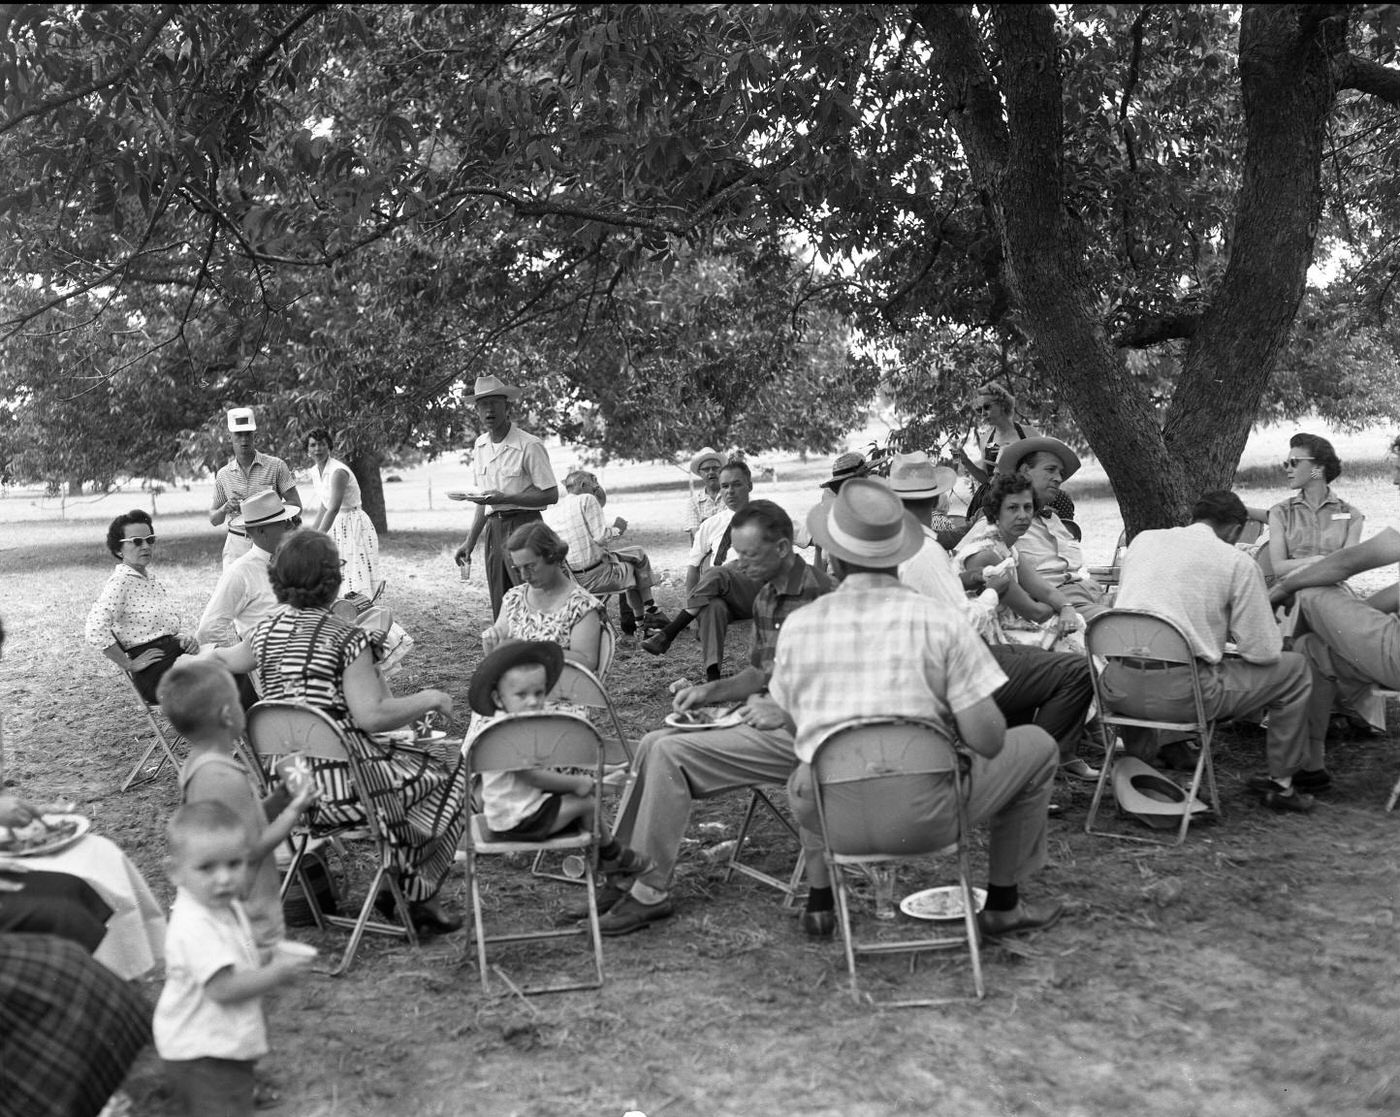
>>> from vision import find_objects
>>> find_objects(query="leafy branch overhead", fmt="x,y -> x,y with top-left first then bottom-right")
0,4 -> 1398,534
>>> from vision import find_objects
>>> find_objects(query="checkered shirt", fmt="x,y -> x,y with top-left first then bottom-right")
547,492 -> 612,570
769,572 -> 1008,763
747,553 -> 831,676
685,488 -> 724,534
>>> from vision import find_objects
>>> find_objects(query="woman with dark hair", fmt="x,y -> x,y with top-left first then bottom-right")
481,521 -> 606,671
957,380 -> 1076,525
305,427 -> 380,596
1267,432 -> 1363,579
214,531 -> 466,933
84,509 -> 197,702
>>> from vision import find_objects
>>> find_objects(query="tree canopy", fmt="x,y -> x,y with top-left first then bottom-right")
3,4 -> 1399,531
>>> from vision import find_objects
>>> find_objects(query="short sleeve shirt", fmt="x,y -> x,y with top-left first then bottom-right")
1270,488 -> 1360,561
470,424 -> 557,514
214,452 -> 296,518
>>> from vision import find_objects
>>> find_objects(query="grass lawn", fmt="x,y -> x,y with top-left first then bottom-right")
2,420 -> 1399,1116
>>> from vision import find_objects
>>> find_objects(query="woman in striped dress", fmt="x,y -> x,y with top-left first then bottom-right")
217,531 -> 466,934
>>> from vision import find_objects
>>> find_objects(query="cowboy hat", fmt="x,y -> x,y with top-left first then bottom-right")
994,436 -> 1081,481
469,375 -> 522,403
1112,756 -> 1209,831
468,639 -> 565,716
226,407 -> 256,432
819,451 -> 871,492
689,447 -> 724,476
229,489 -> 300,529
888,452 -> 957,501
806,477 -> 924,568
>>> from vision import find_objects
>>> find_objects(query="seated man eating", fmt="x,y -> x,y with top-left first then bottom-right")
601,499 -> 829,935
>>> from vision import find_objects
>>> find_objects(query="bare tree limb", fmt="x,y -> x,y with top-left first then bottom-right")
1341,54 -> 1400,105
0,6 -> 179,136
1113,311 -> 1201,348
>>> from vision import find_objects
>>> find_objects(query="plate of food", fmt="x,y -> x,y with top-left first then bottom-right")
664,706 -> 745,731
444,490 -> 486,501
414,729 -> 449,744
899,885 -> 988,922
0,813 -> 92,858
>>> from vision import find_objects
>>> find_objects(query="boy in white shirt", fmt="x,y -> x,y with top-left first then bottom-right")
154,800 -> 313,1117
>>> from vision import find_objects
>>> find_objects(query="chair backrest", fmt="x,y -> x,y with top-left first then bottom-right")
1238,519 -> 1264,547
245,700 -> 351,762
596,623 -> 615,679
810,718 -> 966,858
554,662 -> 608,712
1084,609 -> 1195,667
465,711 -> 604,778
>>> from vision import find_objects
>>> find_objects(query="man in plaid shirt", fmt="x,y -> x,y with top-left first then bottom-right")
600,499 -> 830,936
770,478 -> 1064,940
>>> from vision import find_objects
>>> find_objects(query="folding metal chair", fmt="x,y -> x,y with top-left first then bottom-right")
723,787 -> 806,907
811,717 -> 984,1007
1083,609 -> 1221,846
115,668 -> 184,791
463,711 -> 607,995
245,701 -> 418,976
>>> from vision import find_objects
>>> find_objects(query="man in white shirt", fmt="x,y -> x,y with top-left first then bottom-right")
196,490 -> 298,706
452,375 -> 559,619
642,460 -> 760,680
891,453 -> 1097,782
208,408 -> 302,570
998,437 -> 1105,616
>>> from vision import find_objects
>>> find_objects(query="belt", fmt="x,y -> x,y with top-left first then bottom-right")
1111,656 -> 1186,672
485,509 -> 535,520
227,528 -> 246,538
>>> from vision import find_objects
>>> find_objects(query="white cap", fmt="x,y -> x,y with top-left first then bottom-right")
227,407 -> 256,432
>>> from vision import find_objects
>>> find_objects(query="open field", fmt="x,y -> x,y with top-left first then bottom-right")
3,421 -> 1400,1116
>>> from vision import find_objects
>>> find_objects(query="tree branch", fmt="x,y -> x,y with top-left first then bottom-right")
1341,54 -> 1400,105
0,5 -> 179,136
1112,311 -> 1201,349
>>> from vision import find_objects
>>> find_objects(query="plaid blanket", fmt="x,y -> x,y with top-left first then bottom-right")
0,934 -> 151,1117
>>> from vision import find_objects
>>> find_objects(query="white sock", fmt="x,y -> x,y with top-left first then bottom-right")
629,881 -> 667,905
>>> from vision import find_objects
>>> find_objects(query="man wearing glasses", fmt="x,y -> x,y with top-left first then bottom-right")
209,408 -> 302,570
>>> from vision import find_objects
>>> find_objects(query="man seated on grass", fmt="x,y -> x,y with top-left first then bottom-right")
1115,490 -> 1321,811
773,478 -> 1063,941
599,499 -> 829,936
998,436 -> 1106,616
1270,435 -> 1400,757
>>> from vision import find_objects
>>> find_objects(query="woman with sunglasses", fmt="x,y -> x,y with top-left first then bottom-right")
958,380 -> 1077,525
84,509 -> 198,702
1267,433 -> 1364,580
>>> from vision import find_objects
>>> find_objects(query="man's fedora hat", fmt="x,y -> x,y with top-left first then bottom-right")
819,451 -> 871,492
689,447 -> 724,476
995,436 -> 1081,481
1112,756 -> 1209,831
226,407 -> 257,433
470,375 -> 522,403
806,477 -> 924,567
230,489 -> 300,530
888,452 -> 957,501
468,639 -> 565,716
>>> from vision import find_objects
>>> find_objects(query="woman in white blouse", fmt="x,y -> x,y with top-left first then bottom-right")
84,510 -> 197,703
304,427 -> 380,597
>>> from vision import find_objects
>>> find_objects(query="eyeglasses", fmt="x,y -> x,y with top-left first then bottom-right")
1281,457 -> 1314,469
513,561 -> 541,578
122,535 -> 156,547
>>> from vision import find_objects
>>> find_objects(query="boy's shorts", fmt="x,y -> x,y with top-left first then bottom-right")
164,1056 -> 256,1117
489,793 -> 566,841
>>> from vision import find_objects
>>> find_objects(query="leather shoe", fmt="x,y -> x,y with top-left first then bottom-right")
374,892 -> 463,935
1292,767 -> 1332,792
598,893 -> 673,936
1263,786 -> 1316,813
641,632 -> 672,656
799,909 -> 836,939
560,878 -> 626,922
977,899 -> 1064,940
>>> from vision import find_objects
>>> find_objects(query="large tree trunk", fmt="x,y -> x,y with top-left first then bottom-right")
346,448 -> 388,535
920,3 -> 1347,537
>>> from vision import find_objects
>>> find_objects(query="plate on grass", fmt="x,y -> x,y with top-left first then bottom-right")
664,707 -> 745,732
899,886 -> 987,922
0,814 -> 91,858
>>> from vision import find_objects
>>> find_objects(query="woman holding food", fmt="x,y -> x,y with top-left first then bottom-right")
304,427 -> 380,597
213,531 -> 467,934
481,521 -> 607,672
85,509 -> 198,703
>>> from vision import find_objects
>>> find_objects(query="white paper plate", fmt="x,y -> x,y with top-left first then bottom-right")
1,814 -> 92,858
664,707 -> 745,732
899,886 -> 987,922
444,490 -> 485,501
414,730 -> 449,744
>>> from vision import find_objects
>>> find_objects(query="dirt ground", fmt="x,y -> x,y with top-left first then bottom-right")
3,449 -> 1399,1117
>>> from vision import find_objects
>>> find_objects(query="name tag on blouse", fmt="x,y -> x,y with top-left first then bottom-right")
1330,512 -> 1351,520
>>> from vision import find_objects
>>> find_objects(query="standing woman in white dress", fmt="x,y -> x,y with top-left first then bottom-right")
304,428 -> 380,597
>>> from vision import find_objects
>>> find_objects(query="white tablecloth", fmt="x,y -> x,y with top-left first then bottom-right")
1,832 -> 166,979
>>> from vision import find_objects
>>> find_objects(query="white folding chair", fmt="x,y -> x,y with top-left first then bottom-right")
723,787 -> 806,907
114,668 -> 184,791
1083,609 -> 1221,846
811,717 -> 984,1007
245,701 -> 418,976
463,711 -> 607,995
